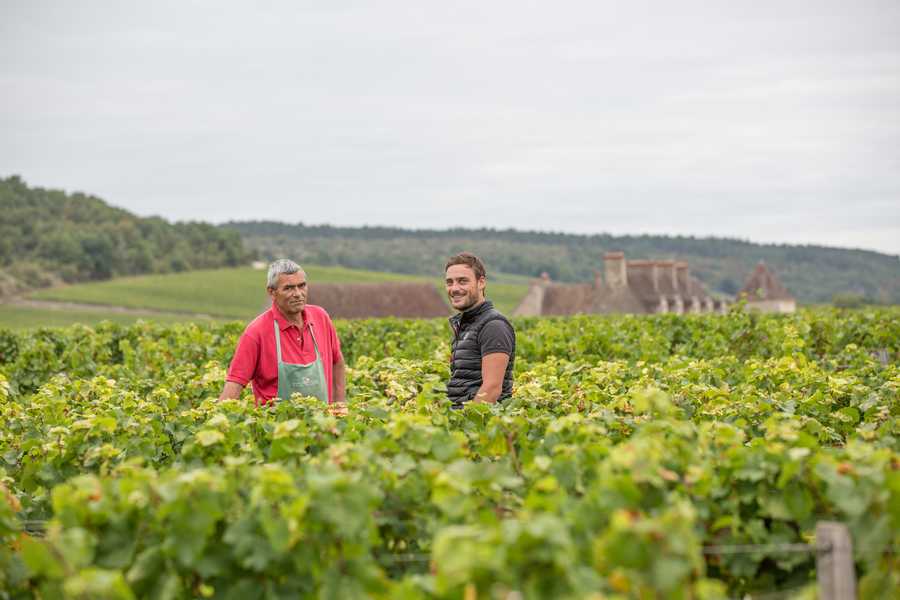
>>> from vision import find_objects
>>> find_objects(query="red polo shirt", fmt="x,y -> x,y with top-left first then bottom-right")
226,303 -> 344,405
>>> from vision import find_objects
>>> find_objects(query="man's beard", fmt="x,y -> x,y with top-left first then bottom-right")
451,289 -> 479,311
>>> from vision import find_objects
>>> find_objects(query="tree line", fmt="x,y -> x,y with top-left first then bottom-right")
226,221 -> 900,305
0,176 -> 251,296
2,175 -> 895,306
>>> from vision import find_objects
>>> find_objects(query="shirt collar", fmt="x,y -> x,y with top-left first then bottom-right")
271,302 -> 306,331
454,299 -> 493,324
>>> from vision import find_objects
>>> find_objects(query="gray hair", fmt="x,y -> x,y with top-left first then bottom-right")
266,259 -> 304,289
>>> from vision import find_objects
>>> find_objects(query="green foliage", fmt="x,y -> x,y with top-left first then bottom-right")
0,308 -> 898,598
0,176 -> 253,295
832,292 -> 868,309
0,305 -> 221,331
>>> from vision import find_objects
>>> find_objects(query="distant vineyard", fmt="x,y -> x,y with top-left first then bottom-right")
229,220 -> 900,304
1,308 -> 898,598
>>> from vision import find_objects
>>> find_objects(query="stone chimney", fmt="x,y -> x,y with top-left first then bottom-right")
675,261 -> 690,293
628,260 -> 659,293
658,260 -> 678,290
603,251 -> 627,289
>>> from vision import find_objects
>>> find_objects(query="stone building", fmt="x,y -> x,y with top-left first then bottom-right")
513,252 -> 728,316
738,261 -> 796,313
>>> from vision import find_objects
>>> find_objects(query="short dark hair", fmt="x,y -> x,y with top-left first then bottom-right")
445,252 -> 486,280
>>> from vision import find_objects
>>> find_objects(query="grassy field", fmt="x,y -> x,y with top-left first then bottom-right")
21,265 -> 528,326
0,305 -> 225,330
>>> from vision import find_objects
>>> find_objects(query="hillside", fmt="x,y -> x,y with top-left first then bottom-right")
0,176 -> 252,296
20,265 -> 528,324
226,221 -> 900,305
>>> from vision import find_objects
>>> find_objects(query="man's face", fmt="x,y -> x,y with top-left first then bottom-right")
268,271 -> 308,318
445,264 -> 485,312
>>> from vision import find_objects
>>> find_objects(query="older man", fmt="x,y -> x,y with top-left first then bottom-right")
220,259 -> 346,407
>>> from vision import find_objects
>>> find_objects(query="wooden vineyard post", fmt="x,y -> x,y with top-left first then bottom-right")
816,521 -> 857,600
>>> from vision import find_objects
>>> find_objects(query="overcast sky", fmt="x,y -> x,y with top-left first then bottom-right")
2,1 -> 899,255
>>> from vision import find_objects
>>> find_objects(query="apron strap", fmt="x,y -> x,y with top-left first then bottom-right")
273,319 -> 283,362
275,318 -> 321,362
307,322 -> 322,360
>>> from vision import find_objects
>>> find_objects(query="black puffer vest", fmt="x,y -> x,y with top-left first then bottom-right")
447,300 -> 515,406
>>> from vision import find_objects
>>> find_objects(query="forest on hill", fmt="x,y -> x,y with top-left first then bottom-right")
227,221 -> 900,305
2,174 -> 896,306
0,176 -> 251,296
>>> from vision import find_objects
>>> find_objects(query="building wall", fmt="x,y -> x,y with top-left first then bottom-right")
512,283 -> 546,316
745,299 -> 796,314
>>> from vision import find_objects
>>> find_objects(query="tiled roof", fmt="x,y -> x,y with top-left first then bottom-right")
541,284 -> 595,315
655,260 -> 679,296
308,283 -> 449,319
626,266 -> 661,302
688,276 -> 708,297
739,262 -> 794,301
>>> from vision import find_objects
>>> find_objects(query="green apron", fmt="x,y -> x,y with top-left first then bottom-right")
274,319 -> 328,402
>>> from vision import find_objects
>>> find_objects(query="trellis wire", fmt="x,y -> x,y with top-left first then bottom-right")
702,542 -> 831,555
14,522 -> 895,555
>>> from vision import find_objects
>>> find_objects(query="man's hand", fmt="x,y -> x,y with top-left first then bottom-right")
329,402 -> 349,417
327,359 -> 348,416
332,359 -> 347,404
473,352 -> 509,404
219,381 -> 244,401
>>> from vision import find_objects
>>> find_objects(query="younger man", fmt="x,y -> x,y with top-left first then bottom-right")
444,252 -> 515,407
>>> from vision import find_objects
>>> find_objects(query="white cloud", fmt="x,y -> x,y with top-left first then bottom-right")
1,0 -> 899,254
